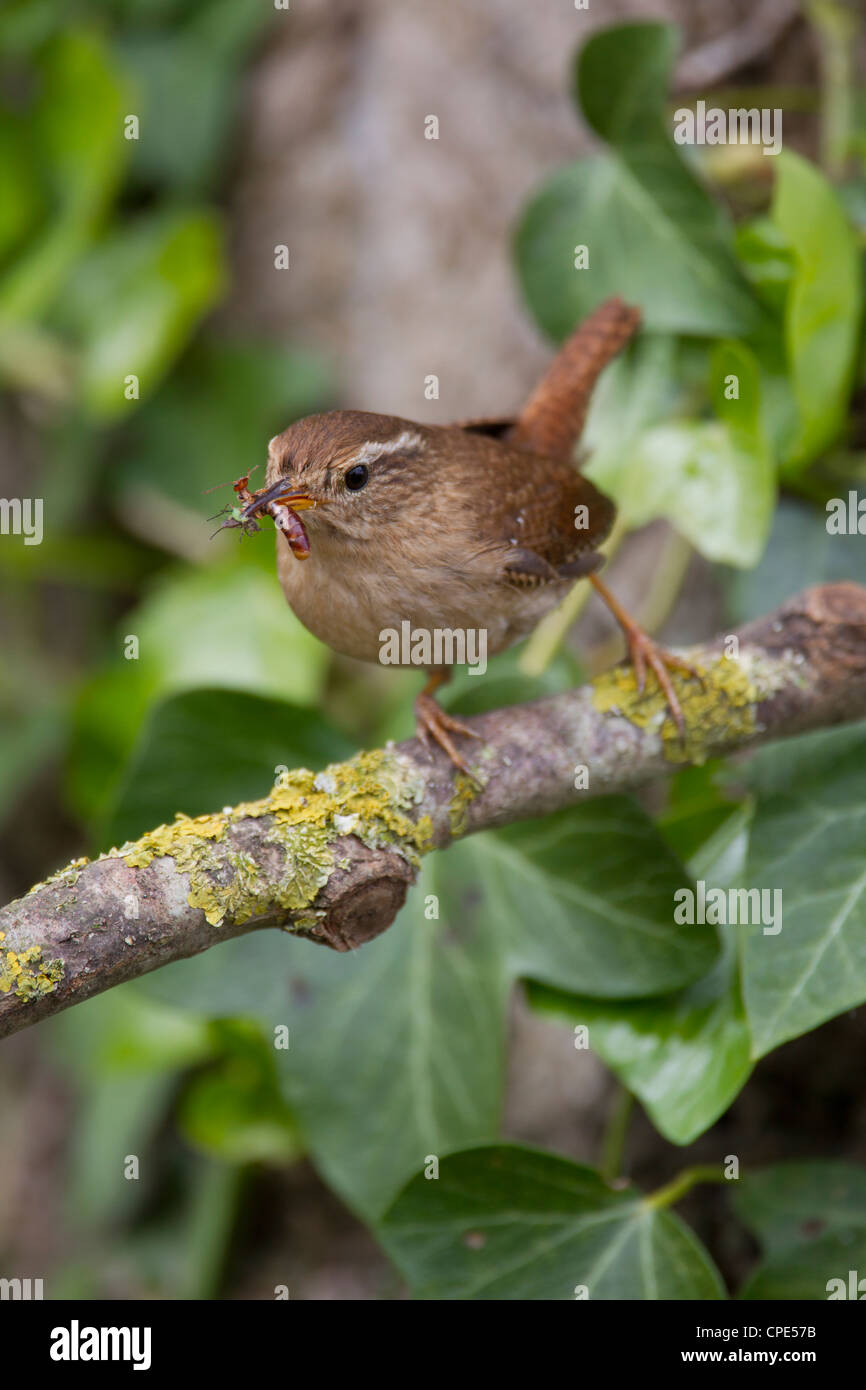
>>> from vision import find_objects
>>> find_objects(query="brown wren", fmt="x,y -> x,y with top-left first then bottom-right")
234,299 -> 697,776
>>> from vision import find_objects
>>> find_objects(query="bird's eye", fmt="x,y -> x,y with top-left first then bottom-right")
344,463 -> 369,491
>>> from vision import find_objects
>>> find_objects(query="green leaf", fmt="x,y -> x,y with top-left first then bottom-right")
746,721 -> 866,800
585,339 -> 774,567
736,1161 -> 866,1256
55,208 -> 226,417
115,339 -> 331,521
178,1022 -> 301,1165
530,949 -> 750,1147
141,852 -> 510,1219
733,218 -> 802,456
0,118 -> 44,263
485,800 -> 719,999
582,333 -> 685,479
47,988 -> 214,1225
132,561 -> 328,703
527,801 -> 753,1145
378,1145 -> 725,1300
658,761 -> 741,864
140,800 -> 716,1216
742,727 -> 866,1056
49,985 -> 213,1076
735,216 -> 796,316
117,0 -> 272,194
179,1064 -> 300,1165
0,703 -> 65,826
0,30 -> 129,320
514,23 -> 759,339
112,649 -> 715,1221
735,1162 -> 866,1300
724,495 -> 866,626
771,151 -> 863,470
102,687 -> 353,849
68,560 -> 330,827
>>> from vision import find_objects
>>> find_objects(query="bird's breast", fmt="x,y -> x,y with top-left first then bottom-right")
275,532 -> 560,667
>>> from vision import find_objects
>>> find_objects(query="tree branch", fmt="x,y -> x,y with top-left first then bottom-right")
2,582 -> 865,1041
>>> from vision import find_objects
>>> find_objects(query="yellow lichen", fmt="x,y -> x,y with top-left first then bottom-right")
116,748 -> 431,928
0,931 -> 64,1001
122,811 -> 227,869
591,653 -> 761,764
449,773 -> 480,838
25,857 -> 89,898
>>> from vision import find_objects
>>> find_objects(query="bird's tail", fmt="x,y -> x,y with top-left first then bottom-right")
507,297 -> 642,462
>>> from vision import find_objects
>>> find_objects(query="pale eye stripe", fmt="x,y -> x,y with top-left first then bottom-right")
352,430 -> 424,466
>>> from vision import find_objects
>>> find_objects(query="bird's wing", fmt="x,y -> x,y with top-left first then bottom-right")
485,440 -> 616,586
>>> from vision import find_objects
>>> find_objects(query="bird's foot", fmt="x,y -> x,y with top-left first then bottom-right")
414,692 -> 483,782
623,626 -> 704,741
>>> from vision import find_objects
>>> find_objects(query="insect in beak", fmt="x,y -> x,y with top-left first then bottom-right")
208,474 -> 323,561
237,479 -> 322,522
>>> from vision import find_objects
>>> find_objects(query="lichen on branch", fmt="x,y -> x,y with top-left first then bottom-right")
119,748 -> 433,928
1,582 -> 865,1042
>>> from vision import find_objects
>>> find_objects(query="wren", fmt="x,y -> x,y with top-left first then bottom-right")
238,299 -> 698,776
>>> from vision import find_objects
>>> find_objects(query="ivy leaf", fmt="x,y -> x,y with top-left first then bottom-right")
140,800 -> 716,1217
529,949 -> 749,1147
527,801 -> 753,1145
742,727 -> 866,1056
101,686 -> 353,849
582,333 -> 686,486
724,495 -> 866,627
68,561 -> 330,828
117,0 -> 272,195
735,216 -> 796,317
484,800 -> 719,999
378,1145 -> 725,1300
599,372 -> 770,568
514,23 -> 759,339
139,857 -> 510,1220
584,339 -> 774,568
735,1162 -> 866,1300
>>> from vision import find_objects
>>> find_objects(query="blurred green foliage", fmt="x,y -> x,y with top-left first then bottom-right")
0,0 -> 332,1299
3,11 -> 866,1301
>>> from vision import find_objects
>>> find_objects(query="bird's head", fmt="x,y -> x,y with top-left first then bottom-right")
258,410 -> 434,549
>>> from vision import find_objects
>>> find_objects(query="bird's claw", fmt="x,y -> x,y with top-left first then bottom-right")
624,630 -> 704,742
414,694 -> 483,783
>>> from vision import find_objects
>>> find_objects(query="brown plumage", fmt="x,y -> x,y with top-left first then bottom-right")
245,297 -> 696,775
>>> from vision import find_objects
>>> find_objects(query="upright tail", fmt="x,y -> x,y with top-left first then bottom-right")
507,297 -> 642,460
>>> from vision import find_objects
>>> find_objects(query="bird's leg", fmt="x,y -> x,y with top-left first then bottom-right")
414,667 -> 482,780
588,574 -> 703,739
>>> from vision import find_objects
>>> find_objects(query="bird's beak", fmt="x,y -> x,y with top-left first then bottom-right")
276,492 -> 320,512
239,478 -> 324,520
